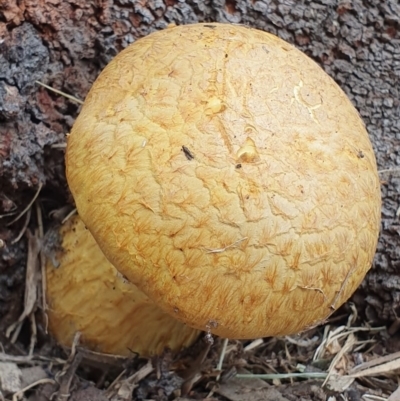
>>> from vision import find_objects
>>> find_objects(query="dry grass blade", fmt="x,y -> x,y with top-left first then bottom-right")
181,341 -> 212,396
6,230 -> 41,340
313,324 -> 344,361
35,201 -> 48,333
54,333 -> 82,401
0,354 -> 32,363
7,183 -> 42,226
285,335 -> 319,348
243,338 -> 264,351
35,81 -> 83,104
125,361 -> 154,384
235,372 -> 328,380
28,314 -> 37,356
114,361 -> 153,400
313,324 -> 383,362
349,354 -> 400,378
12,379 -> 55,401
0,353 -> 65,367
0,211 -> 17,219
105,369 -> 127,397
11,208 -> 31,244
64,333 -> 81,367
61,208 -> 77,224
77,348 -> 130,367
216,338 -> 229,373
350,351 -> 400,374
56,352 -> 83,401
378,168 -> 400,175
323,333 -> 356,387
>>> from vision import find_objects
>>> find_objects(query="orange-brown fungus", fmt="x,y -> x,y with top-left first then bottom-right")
66,23 -> 381,339
46,215 -> 199,356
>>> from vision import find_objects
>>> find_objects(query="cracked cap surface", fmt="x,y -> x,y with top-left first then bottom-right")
66,23 -> 381,339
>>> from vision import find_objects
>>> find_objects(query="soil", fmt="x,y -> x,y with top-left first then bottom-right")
1,1 -> 400,400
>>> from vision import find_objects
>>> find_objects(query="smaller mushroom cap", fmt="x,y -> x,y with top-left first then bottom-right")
46,215 -> 200,357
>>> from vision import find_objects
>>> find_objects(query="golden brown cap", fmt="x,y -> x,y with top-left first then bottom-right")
46,215 -> 200,356
66,23 -> 381,339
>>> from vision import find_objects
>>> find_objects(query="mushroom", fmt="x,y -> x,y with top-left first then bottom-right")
46,215 -> 200,357
65,23 -> 381,339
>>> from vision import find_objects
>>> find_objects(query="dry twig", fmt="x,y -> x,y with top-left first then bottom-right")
55,333 -> 82,401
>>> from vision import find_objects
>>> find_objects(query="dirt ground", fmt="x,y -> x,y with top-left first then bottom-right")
1,0 -> 400,400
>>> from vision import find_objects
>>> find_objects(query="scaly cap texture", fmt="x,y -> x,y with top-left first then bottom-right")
66,23 -> 381,339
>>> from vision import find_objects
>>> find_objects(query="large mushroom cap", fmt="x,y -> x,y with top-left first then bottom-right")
66,23 -> 381,339
46,215 -> 200,356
